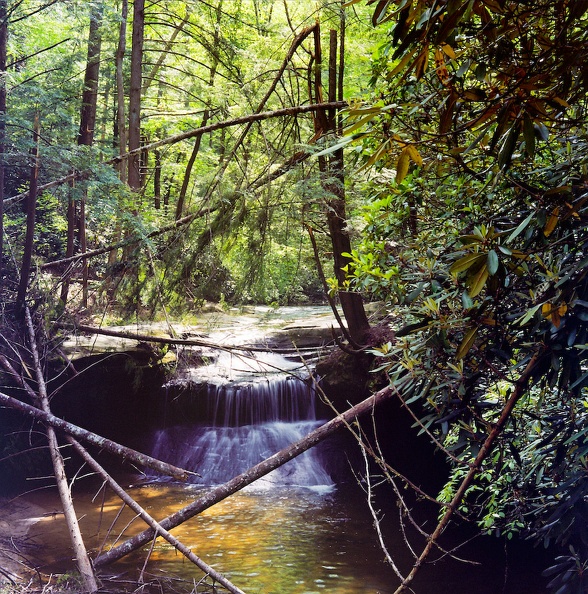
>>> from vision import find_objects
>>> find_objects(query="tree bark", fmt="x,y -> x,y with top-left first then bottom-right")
127,0 -> 144,193
94,384 -> 394,567
0,0 -> 6,288
24,308 -> 98,593
108,0 -> 128,267
68,437 -> 246,594
16,114 -> 40,313
61,2 -> 103,308
313,24 -> 369,345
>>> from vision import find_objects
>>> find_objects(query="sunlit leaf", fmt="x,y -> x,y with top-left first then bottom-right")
406,145 -> 423,166
487,250 -> 499,275
441,42 -> 456,59
387,46 -> 419,78
543,207 -> 559,237
450,252 -> 485,274
396,147 -> 411,183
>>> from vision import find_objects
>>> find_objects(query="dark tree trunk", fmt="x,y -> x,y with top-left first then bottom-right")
313,25 -> 369,345
16,115 -> 40,313
128,0 -> 144,193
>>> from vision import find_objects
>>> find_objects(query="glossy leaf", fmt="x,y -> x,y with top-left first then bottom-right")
467,263 -> 489,297
450,252 -> 486,274
456,326 -> 478,360
487,249 -> 499,275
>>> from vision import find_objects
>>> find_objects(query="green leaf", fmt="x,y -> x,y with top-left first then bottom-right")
523,113 -> 535,158
372,0 -> 393,26
462,291 -> 474,309
498,123 -> 520,169
487,249 -> 499,275
467,263 -> 489,297
396,147 -> 411,183
456,326 -> 478,360
507,212 -> 534,242
314,135 -> 357,157
450,252 -> 485,274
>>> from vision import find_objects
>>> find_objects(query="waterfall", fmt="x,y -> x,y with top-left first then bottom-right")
150,350 -> 334,490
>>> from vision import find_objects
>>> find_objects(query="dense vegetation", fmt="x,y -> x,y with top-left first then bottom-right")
1,0 -> 588,592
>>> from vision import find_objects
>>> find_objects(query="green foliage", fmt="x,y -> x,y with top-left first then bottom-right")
345,1 -> 588,590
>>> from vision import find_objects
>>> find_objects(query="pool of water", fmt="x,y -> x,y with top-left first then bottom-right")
20,478 -> 549,594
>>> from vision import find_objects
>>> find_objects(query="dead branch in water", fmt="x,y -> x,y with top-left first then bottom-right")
24,307 -> 98,593
93,384 -> 394,567
68,437 -> 246,594
0,390 -> 194,481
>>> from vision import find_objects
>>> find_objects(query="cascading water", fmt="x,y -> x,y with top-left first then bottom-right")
150,349 -> 334,490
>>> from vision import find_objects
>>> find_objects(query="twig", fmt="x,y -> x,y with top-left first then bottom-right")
392,349 -> 545,593
68,437 -> 246,594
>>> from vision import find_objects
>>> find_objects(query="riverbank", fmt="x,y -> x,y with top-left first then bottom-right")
0,497 -> 45,587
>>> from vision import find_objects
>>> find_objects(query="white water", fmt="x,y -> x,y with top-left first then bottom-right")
151,350 -> 334,490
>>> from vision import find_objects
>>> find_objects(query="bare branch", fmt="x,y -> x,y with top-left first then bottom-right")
94,385 -> 395,568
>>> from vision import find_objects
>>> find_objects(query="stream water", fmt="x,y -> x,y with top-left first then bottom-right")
18,307 -> 551,593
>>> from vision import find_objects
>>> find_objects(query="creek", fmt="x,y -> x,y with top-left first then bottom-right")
17,307 -> 550,593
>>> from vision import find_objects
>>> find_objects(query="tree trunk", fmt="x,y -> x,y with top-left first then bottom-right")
108,0 -> 128,268
127,0 -> 144,193
0,0 -> 6,289
24,309 -> 98,593
16,115 -> 40,313
313,24 -> 369,345
61,2 -> 103,308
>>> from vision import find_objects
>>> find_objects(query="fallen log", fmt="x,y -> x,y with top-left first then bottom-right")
0,391 -> 193,481
94,385 -> 394,567
55,322 -> 329,354
24,308 -> 98,593
68,437 -> 246,594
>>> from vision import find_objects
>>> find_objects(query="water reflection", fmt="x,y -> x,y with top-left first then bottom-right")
20,480 -> 549,594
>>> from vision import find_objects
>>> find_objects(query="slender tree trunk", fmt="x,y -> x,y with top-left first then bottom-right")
24,308 -> 98,592
175,2 -> 221,219
108,0 -> 128,268
16,115 -> 40,313
313,24 -> 369,345
174,112 -> 208,219
61,3 -> 103,308
127,0 -> 144,193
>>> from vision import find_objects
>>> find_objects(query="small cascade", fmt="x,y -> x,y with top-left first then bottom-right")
150,350 -> 334,490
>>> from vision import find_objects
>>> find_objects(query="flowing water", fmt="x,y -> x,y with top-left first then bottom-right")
17,307 -> 550,592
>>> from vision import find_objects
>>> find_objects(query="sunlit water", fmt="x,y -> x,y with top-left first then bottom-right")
19,478 -> 549,594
